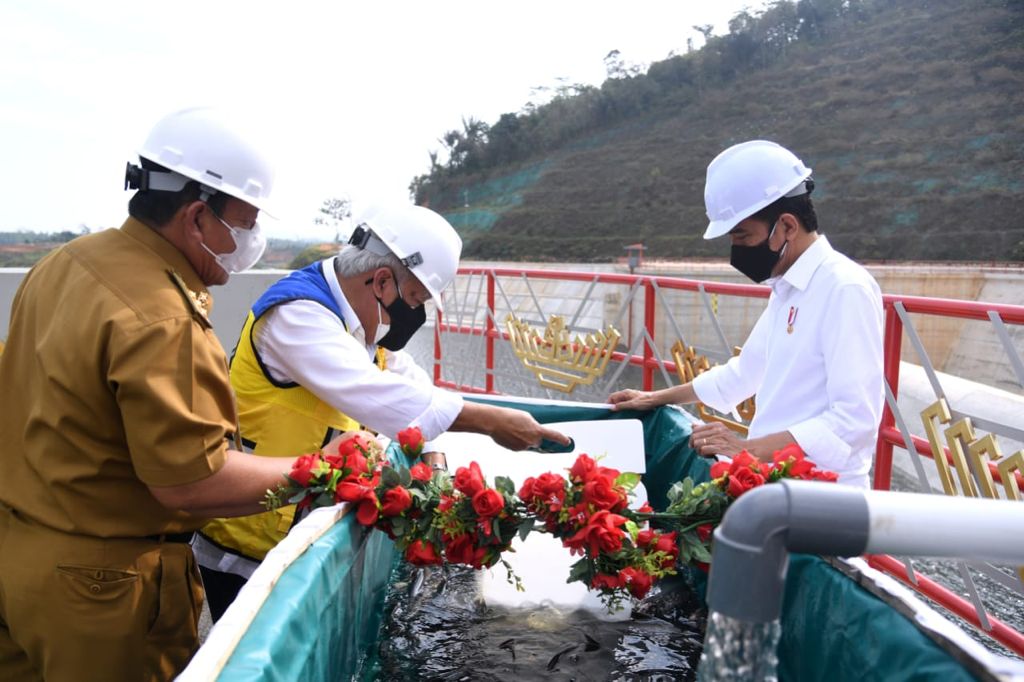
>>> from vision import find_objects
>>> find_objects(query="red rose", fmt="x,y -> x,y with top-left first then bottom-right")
566,509 -> 627,556
355,496 -> 379,526
569,454 -> 598,483
380,485 -> 413,517
329,433 -> 375,471
335,480 -> 375,504
653,530 -> 678,558
534,472 -> 567,511
808,468 -> 839,482
289,453 -> 320,487
636,501 -> 653,514
636,528 -> 656,547
619,567 -> 654,599
788,459 -> 814,478
696,524 -> 714,543
326,448 -> 368,477
710,460 -> 730,479
454,461 -> 486,497
727,467 -> 765,498
582,473 -> 626,511
518,476 -> 536,502
729,451 -> 760,475
443,533 -> 475,565
405,539 -> 441,566
409,462 -> 432,482
591,572 -> 624,590
565,502 -> 590,530
437,494 -> 457,512
397,426 -> 425,456
772,443 -> 805,466
472,488 -> 505,518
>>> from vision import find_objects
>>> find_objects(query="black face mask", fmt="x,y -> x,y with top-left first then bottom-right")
368,275 -> 427,351
729,221 -> 786,283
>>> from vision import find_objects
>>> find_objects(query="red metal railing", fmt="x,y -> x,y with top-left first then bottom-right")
433,265 -> 1024,656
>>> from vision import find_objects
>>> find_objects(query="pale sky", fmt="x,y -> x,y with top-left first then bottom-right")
1,0 -> 760,239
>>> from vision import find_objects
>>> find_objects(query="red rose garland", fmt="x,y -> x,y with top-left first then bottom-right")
264,427 -> 838,611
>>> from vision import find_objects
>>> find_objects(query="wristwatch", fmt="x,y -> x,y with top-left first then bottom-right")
423,451 -> 447,472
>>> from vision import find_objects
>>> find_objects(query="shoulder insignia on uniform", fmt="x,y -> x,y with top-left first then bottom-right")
168,270 -> 212,327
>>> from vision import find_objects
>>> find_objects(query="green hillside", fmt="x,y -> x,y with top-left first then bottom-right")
414,0 -> 1024,262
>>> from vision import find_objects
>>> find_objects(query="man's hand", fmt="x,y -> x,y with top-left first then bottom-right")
608,383 -> 699,412
607,388 -> 660,412
322,430 -> 377,457
690,421 -> 747,458
489,407 -> 570,451
451,402 -> 570,452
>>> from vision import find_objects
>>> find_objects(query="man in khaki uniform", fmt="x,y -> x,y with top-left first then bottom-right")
0,107 -> 333,681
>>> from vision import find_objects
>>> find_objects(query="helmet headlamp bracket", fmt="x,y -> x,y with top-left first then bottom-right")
349,223 -> 424,270
124,162 -> 191,194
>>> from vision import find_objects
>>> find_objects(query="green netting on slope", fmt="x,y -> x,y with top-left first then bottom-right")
214,402 -> 978,681
433,162 -> 550,234
432,162 -> 548,209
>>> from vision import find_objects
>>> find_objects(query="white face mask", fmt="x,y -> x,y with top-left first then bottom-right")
202,214 -> 267,275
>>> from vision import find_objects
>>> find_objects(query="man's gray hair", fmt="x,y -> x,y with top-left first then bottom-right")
335,244 -> 410,280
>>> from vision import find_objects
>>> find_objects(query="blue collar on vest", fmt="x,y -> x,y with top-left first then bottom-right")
251,261 -> 345,323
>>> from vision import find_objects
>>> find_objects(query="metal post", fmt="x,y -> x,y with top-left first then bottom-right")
486,271 -> 495,394
874,304 -> 903,491
643,278 -> 656,391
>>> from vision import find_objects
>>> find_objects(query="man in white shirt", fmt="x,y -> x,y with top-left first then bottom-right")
195,203 -> 568,619
608,140 -> 884,488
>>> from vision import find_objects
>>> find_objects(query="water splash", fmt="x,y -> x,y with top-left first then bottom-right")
697,611 -> 781,682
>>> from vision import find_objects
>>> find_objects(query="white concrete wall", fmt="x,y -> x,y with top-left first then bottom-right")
0,267 -> 287,352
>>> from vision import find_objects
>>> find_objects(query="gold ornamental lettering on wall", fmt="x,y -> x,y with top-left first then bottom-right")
921,398 -> 1024,581
506,315 -> 620,393
671,340 -> 755,435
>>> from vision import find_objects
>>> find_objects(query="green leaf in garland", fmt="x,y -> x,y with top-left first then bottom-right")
615,471 -> 642,491
381,466 -> 401,488
494,475 -> 516,496
567,557 -> 592,583
517,518 -> 534,542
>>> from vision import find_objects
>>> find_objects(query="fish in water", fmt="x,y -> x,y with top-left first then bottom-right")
498,638 -> 516,661
546,643 -> 579,671
407,568 -> 425,599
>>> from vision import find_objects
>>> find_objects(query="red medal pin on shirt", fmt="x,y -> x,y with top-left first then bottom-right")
787,306 -> 798,334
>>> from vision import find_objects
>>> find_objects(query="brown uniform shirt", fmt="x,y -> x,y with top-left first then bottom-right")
0,218 -> 233,537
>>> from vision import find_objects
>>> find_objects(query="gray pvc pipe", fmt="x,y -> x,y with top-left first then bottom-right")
706,479 -> 1024,623
706,479 -> 870,623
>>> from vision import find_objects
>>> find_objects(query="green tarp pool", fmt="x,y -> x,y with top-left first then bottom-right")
178,399 -> 1000,681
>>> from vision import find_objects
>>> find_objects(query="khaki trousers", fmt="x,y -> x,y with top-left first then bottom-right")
0,506 -> 204,681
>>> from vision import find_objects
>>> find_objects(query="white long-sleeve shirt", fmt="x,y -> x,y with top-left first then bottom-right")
692,236 -> 884,487
253,258 -> 464,446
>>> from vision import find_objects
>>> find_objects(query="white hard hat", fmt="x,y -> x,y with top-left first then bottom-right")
703,140 -> 812,239
350,204 -> 463,311
134,107 -> 275,213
